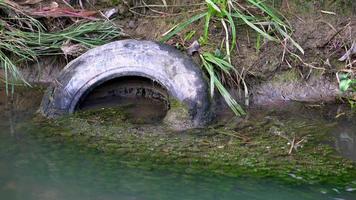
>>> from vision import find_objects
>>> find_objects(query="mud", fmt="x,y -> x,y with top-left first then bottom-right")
9,0 -> 356,105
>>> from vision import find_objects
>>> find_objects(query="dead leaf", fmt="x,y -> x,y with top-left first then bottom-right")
61,42 -> 87,57
18,0 -> 44,5
339,42 -> 356,61
32,7 -> 98,19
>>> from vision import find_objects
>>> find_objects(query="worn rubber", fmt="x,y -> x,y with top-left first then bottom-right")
40,39 -> 211,127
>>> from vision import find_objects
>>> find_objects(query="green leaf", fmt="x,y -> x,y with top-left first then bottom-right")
339,73 -> 350,81
339,79 -> 352,92
274,23 -> 304,55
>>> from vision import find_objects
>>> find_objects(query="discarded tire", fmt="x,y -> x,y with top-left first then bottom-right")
40,39 -> 210,128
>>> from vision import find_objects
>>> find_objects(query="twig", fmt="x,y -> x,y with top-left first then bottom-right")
215,129 -> 250,141
288,135 -> 295,154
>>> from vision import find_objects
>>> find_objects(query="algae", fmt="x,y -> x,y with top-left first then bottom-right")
163,97 -> 193,130
272,69 -> 300,84
28,105 -> 356,188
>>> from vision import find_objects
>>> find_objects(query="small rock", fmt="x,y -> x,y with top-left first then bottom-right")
128,20 -> 136,29
332,188 -> 340,194
346,187 -> 356,192
103,8 -> 118,19
50,2 -> 59,8
320,189 -> 327,194
187,40 -> 200,55
61,42 -> 87,57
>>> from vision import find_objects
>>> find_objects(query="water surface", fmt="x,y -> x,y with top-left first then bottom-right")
0,87 -> 355,200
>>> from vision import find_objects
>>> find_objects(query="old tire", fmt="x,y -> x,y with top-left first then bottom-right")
40,39 -> 210,128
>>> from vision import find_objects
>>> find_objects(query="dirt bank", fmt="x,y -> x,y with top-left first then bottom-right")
8,0 -> 356,106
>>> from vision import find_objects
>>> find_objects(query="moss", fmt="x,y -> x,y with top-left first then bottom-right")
309,68 -> 326,78
163,97 -> 193,130
28,108 -> 356,188
272,69 -> 300,84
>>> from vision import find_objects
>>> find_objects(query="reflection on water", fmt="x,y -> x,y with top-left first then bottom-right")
244,103 -> 356,163
332,121 -> 356,161
0,87 -> 355,200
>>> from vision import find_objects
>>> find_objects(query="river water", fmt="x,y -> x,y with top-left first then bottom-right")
0,87 -> 355,200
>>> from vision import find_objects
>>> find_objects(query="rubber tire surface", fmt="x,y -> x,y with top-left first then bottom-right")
40,39 -> 210,127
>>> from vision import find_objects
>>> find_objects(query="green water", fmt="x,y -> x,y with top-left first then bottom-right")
0,88 -> 355,200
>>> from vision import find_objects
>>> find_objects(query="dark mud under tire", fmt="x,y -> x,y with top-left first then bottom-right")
40,39 -> 211,128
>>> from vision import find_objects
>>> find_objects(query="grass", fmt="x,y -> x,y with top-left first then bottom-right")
0,1 -> 123,94
200,52 -> 245,115
161,0 -> 304,116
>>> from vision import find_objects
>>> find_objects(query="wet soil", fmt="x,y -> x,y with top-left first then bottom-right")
117,0 -> 355,104
15,0 -> 356,105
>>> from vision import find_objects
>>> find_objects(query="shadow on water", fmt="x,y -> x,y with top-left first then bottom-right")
0,87 -> 355,200
331,119 -> 356,161
76,76 -> 169,124
249,103 -> 356,162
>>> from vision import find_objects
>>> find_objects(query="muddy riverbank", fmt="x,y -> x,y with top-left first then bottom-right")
10,0 -> 354,106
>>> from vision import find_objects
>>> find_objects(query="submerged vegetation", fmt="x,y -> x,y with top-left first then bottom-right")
29,104 -> 356,187
0,0 -> 124,94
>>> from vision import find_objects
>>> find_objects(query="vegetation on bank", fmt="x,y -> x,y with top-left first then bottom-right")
161,0 -> 303,115
0,0 -> 124,94
339,73 -> 356,108
0,0 -> 355,112
159,0 -> 355,111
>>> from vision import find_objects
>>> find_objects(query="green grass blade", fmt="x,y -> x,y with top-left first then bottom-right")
203,11 -> 212,43
205,0 -> 221,13
214,76 -> 246,116
274,23 -> 304,54
256,33 -> 261,53
232,8 -> 276,41
161,12 -> 207,42
202,52 -> 234,73
201,54 -> 215,97
246,0 -> 286,27
222,9 -> 237,53
201,52 -> 245,116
